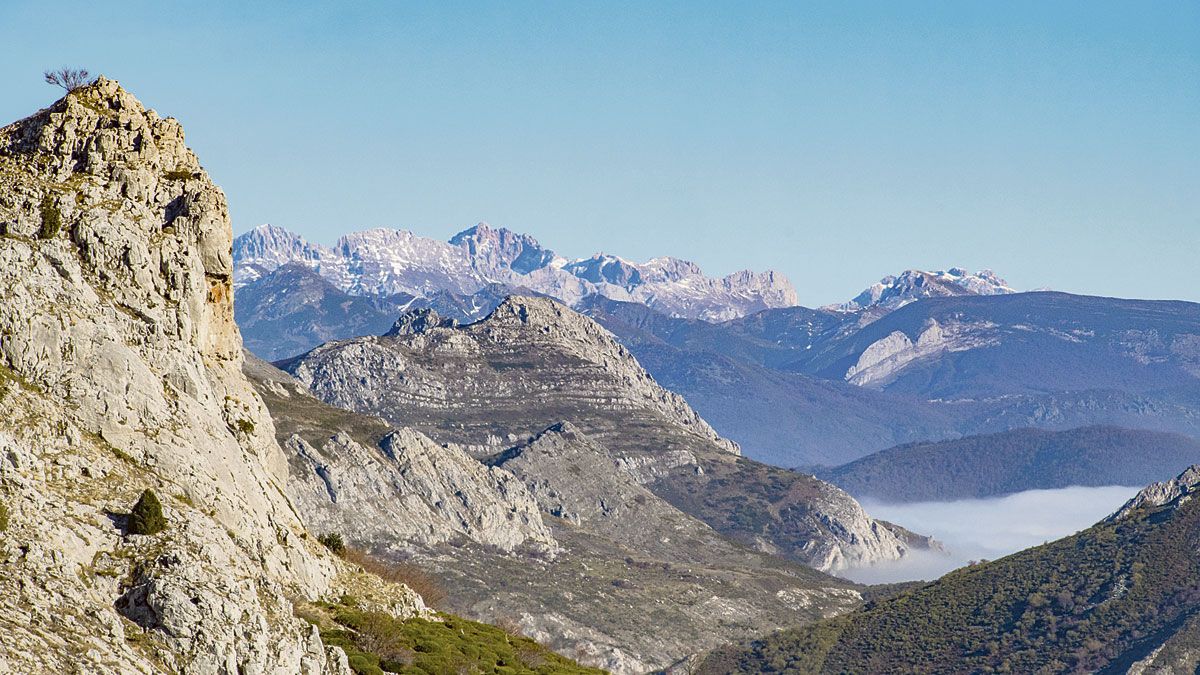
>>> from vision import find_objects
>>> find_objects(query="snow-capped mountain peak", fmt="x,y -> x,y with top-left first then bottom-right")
232,224 -> 799,321
829,267 -> 1016,313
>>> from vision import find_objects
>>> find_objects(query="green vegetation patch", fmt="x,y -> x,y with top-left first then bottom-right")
0,499 -> 9,532
319,532 -> 346,555
38,195 -> 61,239
303,600 -> 602,675
127,489 -> 166,536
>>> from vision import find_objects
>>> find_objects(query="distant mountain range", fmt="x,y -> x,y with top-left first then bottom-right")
233,225 -> 1200,469
233,223 -> 798,323
579,293 -> 1200,467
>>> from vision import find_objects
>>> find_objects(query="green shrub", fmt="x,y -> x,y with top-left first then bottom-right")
163,169 -> 195,181
0,499 -> 8,532
128,489 -> 166,536
38,196 -> 61,240
319,532 -> 346,555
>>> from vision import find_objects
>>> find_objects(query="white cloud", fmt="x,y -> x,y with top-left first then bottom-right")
839,485 -> 1141,584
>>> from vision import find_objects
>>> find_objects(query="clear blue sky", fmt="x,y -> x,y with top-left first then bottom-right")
2,1 -> 1197,306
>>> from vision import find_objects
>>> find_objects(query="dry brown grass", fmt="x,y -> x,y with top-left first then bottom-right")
341,548 -> 448,608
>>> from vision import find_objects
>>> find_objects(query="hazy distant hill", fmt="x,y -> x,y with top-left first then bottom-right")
817,425 -> 1200,502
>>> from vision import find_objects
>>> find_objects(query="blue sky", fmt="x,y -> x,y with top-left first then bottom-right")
2,1 -> 1197,306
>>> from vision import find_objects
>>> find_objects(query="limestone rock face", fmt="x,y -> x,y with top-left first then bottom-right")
0,79 -> 420,673
487,422 -> 726,558
286,295 -> 740,460
844,319 -> 999,387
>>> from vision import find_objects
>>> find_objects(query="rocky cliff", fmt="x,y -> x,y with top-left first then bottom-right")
0,79 -> 424,673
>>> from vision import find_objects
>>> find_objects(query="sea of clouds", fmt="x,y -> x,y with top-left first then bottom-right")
839,485 -> 1143,584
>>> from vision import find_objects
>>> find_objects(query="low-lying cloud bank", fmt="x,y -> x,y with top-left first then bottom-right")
841,485 -> 1142,584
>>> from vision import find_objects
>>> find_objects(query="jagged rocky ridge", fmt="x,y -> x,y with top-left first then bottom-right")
246,356 -> 864,673
0,78 -> 432,673
233,222 -> 799,323
279,296 -> 929,573
244,354 -> 556,554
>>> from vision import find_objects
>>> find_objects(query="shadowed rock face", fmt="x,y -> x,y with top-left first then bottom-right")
0,78 -> 422,673
280,295 -> 926,573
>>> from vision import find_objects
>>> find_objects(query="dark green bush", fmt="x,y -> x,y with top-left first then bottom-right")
319,532 -> 346,555
0,499 -> 8,532
128,489 -> 166,536
38,196 -> 61,240
163,169 -> 195,181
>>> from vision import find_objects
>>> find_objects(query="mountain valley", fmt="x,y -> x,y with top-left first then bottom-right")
2,69 -> 1197,675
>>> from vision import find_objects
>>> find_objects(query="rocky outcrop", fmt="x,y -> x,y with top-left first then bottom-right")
1108,465 -> 1200,521
487,422 -> 728,560
0,79 -> 422,673
233,222 -> 799,321
285,296 -> 740,459
844,319 -> 999,387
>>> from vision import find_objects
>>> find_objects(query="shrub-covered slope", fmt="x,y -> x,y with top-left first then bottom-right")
700,466 -> 1200,674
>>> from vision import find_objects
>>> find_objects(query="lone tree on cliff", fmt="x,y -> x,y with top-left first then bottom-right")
44,67 -> 92,92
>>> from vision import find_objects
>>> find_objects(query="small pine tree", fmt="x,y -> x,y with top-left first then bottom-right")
319,532 -> 345,555
128,489 -> 166,536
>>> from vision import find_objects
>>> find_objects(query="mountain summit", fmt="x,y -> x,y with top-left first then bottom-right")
830,267 -> 1015,313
